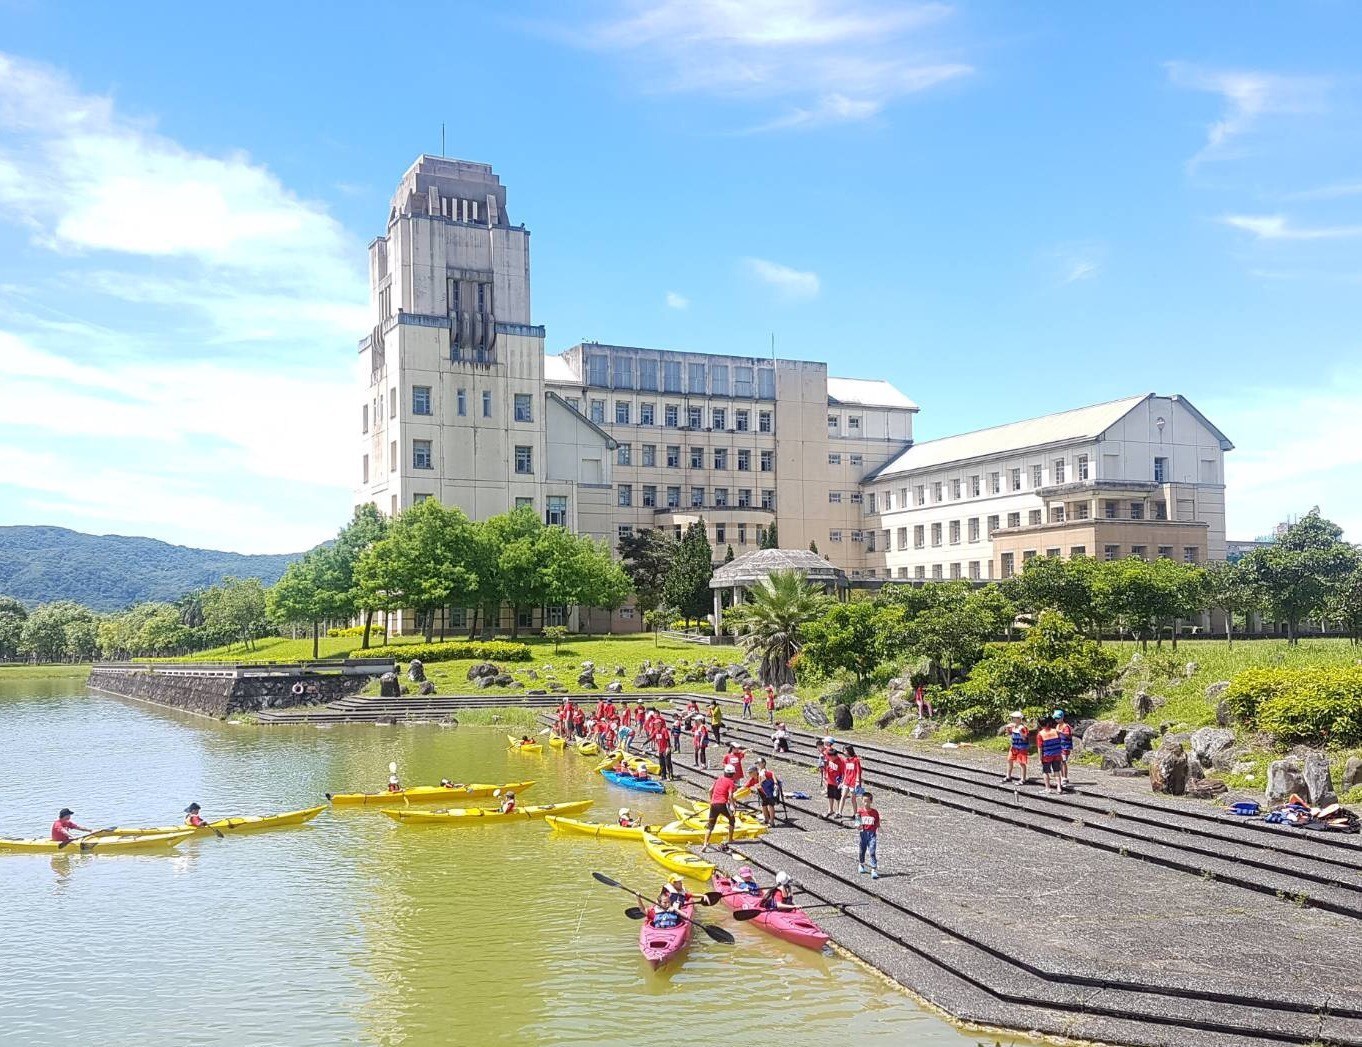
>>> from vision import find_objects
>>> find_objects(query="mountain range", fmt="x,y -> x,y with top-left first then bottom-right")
0,525 -> 307,612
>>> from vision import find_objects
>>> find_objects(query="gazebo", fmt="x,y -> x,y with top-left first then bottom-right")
709,548 -> 849,634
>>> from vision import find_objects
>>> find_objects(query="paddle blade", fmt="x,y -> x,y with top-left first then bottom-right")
624,906 -> 646,920
700,891 -> 725,905
592,871 -> 624,890
733,908 -> 764,921
699,922 -> 736,945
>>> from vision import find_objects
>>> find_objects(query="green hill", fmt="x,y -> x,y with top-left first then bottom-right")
0,525 -> 307,612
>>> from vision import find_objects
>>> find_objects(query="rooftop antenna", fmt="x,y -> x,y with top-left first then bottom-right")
770,332 -> 776,363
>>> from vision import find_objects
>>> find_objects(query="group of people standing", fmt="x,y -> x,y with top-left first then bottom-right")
1004,708 -> 1075,792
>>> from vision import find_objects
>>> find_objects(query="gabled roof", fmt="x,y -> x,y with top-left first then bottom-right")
873,394 -> 1152,478
544,354 -> 580,384
827,376 -> 918,411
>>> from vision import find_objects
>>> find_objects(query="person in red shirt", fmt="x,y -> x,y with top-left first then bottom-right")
822,745 -> 844,819
700,767 -> 739,852
764,684 -> 777,723
856,792 -> 882,879
691,719 -> 710,769
50,808 -> 89,843
654,726 -> 675,780
837,745 -> 863,818
183,803 -> 207,827
721,743 -> 745,779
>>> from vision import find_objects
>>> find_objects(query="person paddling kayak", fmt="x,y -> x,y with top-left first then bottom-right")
759,871 -> 799,912
650,873 -> 691,925
732,866 -> 761,895
184,803 -> 207,827
50,808 -> 90,843
618,807 -> 640,827
499,792 -> 517,814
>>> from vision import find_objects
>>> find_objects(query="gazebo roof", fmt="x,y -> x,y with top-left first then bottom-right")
710,548 -> 848,589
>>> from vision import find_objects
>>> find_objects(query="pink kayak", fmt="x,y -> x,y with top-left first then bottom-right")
639,901 -> 694,969
713,874 -> 830,951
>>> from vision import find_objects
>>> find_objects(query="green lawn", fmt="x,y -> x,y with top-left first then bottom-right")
142,634 -> 424,663
0,663 -> 92,679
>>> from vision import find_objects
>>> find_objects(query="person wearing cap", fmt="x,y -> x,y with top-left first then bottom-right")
700,766 -> 739,852
856,791 -> 882,879
1037,715 -> 1064,793
50,808 -> 90,843
691,716 -> 710,769
618,807 -> 640,828
732,865 -> 761,895
387,770 -> 402,793
649,874 -> 692,927
1054,709 -> 1074,788
741,682 -> 754,719
764,683 -> 777,722
499,791 -> 517,814
772,721 -> 790,753
758,870 -> 799,912
184,803 -> 207,828
837,744 -> 863,818
822,743 -> 844,819
754,759 -> 781,825
1002,711 -> 1030,786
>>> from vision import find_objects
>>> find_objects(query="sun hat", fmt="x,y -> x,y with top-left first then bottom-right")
59,808 -> 73,818
1009,710 -> 1024,719
618,808 -> 630,817
737,866 -> 753,879
1052,709 -> 1065,719
724,767 -> 737,776
775,871 -> 791,886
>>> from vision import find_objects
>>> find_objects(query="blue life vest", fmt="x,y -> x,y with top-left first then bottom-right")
1039,730 -> 1063,759
1009,726 -> 1028,751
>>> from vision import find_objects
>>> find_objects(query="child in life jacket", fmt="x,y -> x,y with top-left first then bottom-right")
1002,711 -> 1030,786
1037,716 -> 1065,793
618,807 -> 639,828
651,875 -> 690,927
759,871 -> 798,912
732,865 -> 761,895
499,791 -> 517,814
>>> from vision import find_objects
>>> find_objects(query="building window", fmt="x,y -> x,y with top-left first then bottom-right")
715,523 -> 726,543
1158,545 -> 1173,559
615,401 -> 630,424
949,520 -> 961,545
687,406 -> 702,429
758,411 -> 773,433
951,479 -> 961,499
640,403 -> 655,426
713,448 -> 728,470
851,530 -> 864,543
618,484 -> 633,507
1154,502 -> 1168,520
517,608 -> 534,629
711,365 -> 729,396
915,485 -> 926,506
389,387 -> 397,418
1184,546 -> 1199,563
714,487 -> 729,507
1023,550 -> 1038,563
477,390 -> 489,418
507,392 -> 529,422
1028,509 -> 1042,525
987,515 -> 1000,536
688,362 -> 706,393
1154,456 -> 1168,483
850,454 -> 862,466
829,530 -> 843,543
737,488 -> 752,507
642,484 -> 657,507
589,399 -> 605,424
897,527 -> 908,550
989,472 -> 1000,495
1130,545 -> 1147,559
968,518 -> 980,543
664,404 -> 679,427
638,359 -> 658,391
1010,468 -> 1022,491
690,486 -> 704,508
866,531 -> 876,551
712,408 -> 726,431
689,447 -> 704,469
914,525 -> 925,549
867,493 -> 877,513
829,491 -> 843,504
1104,500 -> 1118,520
1000,553 -> 1014,579
931,522 -> 942,547
361,454 -> 369,483
612,357 -> 633,389
1053,458 -> 1066,484
737,449 -> 751,471
514,445 -> 533,474
1104,544 -> 1120,561
735,366 -> 754,397
1071,546 -> 1086,558
968,561 -> 980,580
760,489 -> 775,510
666,486 -> 681,508
932,564 -> 943,579
1073,502 -> 1090,520
1130,501 -> 1144,520
827,414 -> 839,434
757,368 -> 775,398
457,389 -> 467,417
828,453 -> 842,466
760,450 -> 773,472
1031,464 -> 1043,488
914,566 -> 926,580
932,482 -> 943,502
735,409 -> 750,432
1045,548 -> 1061,558
666,445 -> 681,468
411,386 -> 432,416
737,523 -> 747,544
587,354 -> 609,386
515,497 -> 533,510
641,443 -> 656,467
546,496 -> 567,526
1049,506 -> 1065,523
413,439 -> 433,469
1077,454 -> 1089,481
850,492 -> 863,504
969,475 -> 980,497
663,361 -> 682,392
414,493 -> 434,505
848,416 -> 861,432
1007,512 -> 1021,528
617,443 -> 632,465
950,562 -> 961,579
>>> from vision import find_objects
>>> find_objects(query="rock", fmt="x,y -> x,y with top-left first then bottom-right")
526,669 -> 538,680
887,677 -> 907,691
379,672 -> 400,698
801,702 -> 831,729
605,680 -> 623,694
1231,761 -> 1257,776
1215,699 -> 1234,727
493,674 -> 514,687
576,669 -> 596,687
1083,721 -> 1125,747
615,665 -> 626,676
850,701 -> 872,721
1211,747 -> 1243,771
1302,752 -> 1337,806
418,680 -> 436,696
1111,767 -> 1147,778
1133,691 -> 1156,719
1184,661 -> 1199,678
1186,778 -> 1228,799
1190,727 -> 1236,768
527,689 -> 547,695
632,674 -> 653,688
876,708 -> 906,729
1125,725 -> 1158,762
911,720 -> 936,740
1186,753 -> 1205,780
549,683 -> 568,693
1149,742 -> 1189,795
832,704 -> 853,731
1089,742 -> 1130,770
1266,758 -> 1308,803
1205,680 -> 1230,702
1344,756 -> 1362,792
775,694 -> 797,710
507,681 -> 523,689
474,676 -> 494,689
657,672 -> 676,688
713,673 -> 728,692
580,661 -> 594,671
407,659 -> 426,682
778,683 -> 796,695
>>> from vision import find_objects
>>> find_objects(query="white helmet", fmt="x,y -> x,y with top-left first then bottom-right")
618,808 -> 630,818
775,871 -> 791,886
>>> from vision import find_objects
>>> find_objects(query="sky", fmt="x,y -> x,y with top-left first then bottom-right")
0,1 -> 1359,553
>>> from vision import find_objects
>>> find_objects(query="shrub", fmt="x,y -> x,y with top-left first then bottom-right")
359,640 -> 532,664
1228,665 -> 1362,747
326,625 -> 387,638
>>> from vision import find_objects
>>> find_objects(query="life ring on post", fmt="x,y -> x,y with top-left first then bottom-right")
291,682 -> 306,696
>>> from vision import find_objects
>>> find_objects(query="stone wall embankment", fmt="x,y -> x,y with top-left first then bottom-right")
87,667 -> 378,719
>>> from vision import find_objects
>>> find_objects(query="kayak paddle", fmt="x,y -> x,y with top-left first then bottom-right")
58,827 -> 115,850
623,906 -> 735,945
734,902 -> 858,920
590,873 -> 724,914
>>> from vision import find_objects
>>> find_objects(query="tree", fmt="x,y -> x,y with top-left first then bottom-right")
760,523 -> 779,549
617,529 -> 676,614
662,520 -> 713,625
1327,565 -> 1362,645
1091,557 -> 1204,649
1203,559 -> 1258,645
908,594 -> 997,684
19,601 -> 99,663
735,571 -> 831,688
334,503 -> 389,648
1242,511 -> 1359,643
201,577 -> 270,652
1015,555 -> 1102,635
808,540 -> 819,555
269,548 -> 349,659
803,599 -> 907,682
0,595 -> 28,661
724,545 -> 735,563
543,625 -> 568,652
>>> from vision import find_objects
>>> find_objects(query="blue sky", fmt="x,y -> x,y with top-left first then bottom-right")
1,1 -> 1359,552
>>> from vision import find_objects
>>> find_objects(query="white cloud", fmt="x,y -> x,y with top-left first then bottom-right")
665,290 -> 690,310
744,257 -> 821,299
568,1 -> 972,130
1220,214 -> 1362,241
1166,62 -> 1330,171
1041,241 -> 1105,286
1062,260 -> 1100,284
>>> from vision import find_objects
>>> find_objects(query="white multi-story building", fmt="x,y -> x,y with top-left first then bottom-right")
355,155 -> 1233,632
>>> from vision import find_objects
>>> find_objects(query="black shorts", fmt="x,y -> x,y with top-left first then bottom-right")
707,802 -> 733,826
1042,757 -> 1062,774
826,783 -> 840,799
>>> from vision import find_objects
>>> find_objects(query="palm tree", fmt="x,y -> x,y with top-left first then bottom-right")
736,570 -> 831,688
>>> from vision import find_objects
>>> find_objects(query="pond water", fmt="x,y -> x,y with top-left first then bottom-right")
0,674 -> 1004,1046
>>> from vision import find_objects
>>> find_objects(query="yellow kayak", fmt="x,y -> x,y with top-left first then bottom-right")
574,740 -> 601,757
328,781 -> 536,806
593,750 -> 662,775
381,799 -> 593,826
673,803 -> 765,829
507,735 -> 543,754
642,831 -> 715,881
544,815 -> 732,844
548,735 -> 567,749
108,805 -> 326,838
0,830 -> 193,854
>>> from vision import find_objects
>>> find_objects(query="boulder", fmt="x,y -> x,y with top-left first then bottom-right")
1186,778 -> 1228,799
1083,721 -> 1125,747
802,702 -> 831,729
493,674 -> 514,687
1191,727 -> 1236,768
1344,756 -> 1362,792
1302,752 -> 1337,806
1186,753 -> 1205,780
832,704 -> 854,731
549,683 -> 569,694
713,673 -> 728,692
1125,726 -> 1158,762
527,689 -> 547,696
1205,680 -> 1230,702
1089,742 -> 1129,770
1111,767 -> 1147,778
850,701 -> 873,721
379,672 -> 400,698
1212,747 -> 1244,771
1149,742 -> 1189,795
887,677 -> 907,692
407,659 -> 426,683
778,683 -> 797,696
1214,699 -> 1234,727
526,669 -> 538,680
418,680 -> 436,696
1184,661 -> 1199,678
1266,758 -> 1308,803
775,694 -> 798,710
580,661 -> 594,671
876,708 -> 906,729
1232,761 -> 1257,776
657,672 -> 676,689
1133,691 -> 1156,719
605,680 -> 623,694
911,720 -> 936,740
576,668 -> 596,687
475,675 -> 495,689
614,665 -> 626,676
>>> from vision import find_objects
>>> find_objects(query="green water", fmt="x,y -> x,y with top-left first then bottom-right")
0,674 -> 994,1046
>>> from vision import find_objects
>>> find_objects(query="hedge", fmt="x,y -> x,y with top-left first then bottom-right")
327,625 -> 387,638
358,640 -> 533,664
1224,666 -> 1362,747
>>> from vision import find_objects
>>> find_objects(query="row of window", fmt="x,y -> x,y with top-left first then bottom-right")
576,400 -> 775,433
617,522 -> 772,548
617,485 -> 776,510
865,455 -> 1097,513
362,386 -> 532,431
827,491 -> 865,505
827,453 -> 865,467
826,414 -> 864,436
402,441 -> 534,474
887,562 -> 989,581
614,444 -> 775,471
995,545 -> 1199,578
584,355 -> 776,398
